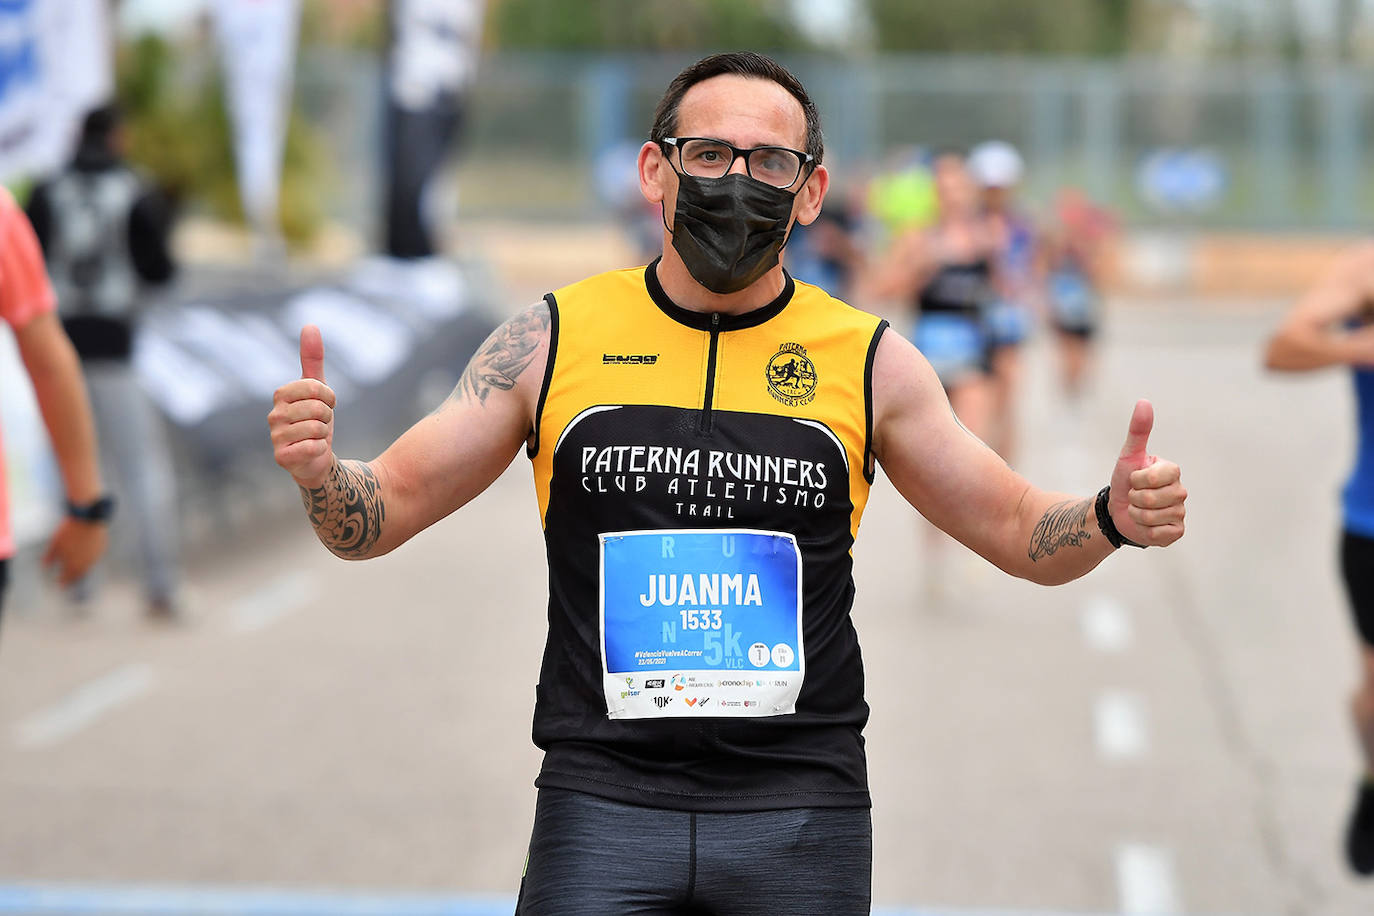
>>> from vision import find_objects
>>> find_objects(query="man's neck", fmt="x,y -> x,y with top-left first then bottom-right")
654,252 -> 787,316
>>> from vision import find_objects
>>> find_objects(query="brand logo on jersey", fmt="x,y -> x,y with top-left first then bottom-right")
603,353 -> 659,365
686,696 -> 709,707
645,679 -> 666,689
671,674 -> 687,691
765,342 -> 817,407
652,696 -> 673,709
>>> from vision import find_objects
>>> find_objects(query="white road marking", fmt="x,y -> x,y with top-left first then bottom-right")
229,572 -> 314,634
1116,842 -> 1183,914
14,665 -> 157,750
1082,595 -> 1133,653
1095,690 -> 1148,759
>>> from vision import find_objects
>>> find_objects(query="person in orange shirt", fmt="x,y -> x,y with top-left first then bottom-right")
0,187 -> 111,618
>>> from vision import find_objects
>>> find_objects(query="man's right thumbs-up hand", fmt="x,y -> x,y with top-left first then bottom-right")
269,325 -> 337,489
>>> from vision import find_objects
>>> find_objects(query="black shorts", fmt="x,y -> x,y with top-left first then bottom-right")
515,788 -> 872,915
1342,530 -> 1374,646
0,557 -> 8,616
1054,322 -> 1097,341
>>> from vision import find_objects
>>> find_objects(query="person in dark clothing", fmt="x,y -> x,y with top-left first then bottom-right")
1265,244 -> 1374,875
25,102 -> 182,618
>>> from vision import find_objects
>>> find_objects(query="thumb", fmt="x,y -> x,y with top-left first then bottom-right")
1118,398 -> 1154,466
299,325 -> 326,382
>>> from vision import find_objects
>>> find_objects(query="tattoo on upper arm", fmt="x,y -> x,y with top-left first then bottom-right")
1028,498 -> 1092,562
454,302 -> 550,406
299,460 -> 386,559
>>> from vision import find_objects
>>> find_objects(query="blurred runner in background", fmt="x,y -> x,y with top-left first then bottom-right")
859,148 -> 999,443
26,103 -> 182,619
969,140 -> 1037,465
786,186 -> 864,300
0,188 -> 109,621
857,148 -> 1004,596
1265,245 -> 1374,877
1040,187 -> 1115,411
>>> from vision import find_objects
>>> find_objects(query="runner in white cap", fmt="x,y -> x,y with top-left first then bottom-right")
969,140 -> 1037,464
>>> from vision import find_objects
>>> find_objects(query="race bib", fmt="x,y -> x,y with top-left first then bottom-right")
1050,271 -> 1096,327
600,529 -> 804,719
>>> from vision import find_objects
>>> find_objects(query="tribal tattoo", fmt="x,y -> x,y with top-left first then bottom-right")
454,301 -> 550,406
1027,498 -> 1092,562
299,460 -> 386,559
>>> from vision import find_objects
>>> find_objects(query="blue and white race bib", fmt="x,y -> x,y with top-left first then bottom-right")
599,529 -> 804,719
913,312 -> 987,383
1050,270 -> 1096,328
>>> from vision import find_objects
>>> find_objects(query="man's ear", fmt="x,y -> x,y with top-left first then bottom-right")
793,164 -> 830,227
638,141 -> 668,205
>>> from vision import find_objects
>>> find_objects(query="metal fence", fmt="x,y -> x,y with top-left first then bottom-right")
296,50 -> 1374,231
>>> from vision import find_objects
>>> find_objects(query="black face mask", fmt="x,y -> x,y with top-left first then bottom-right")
668,171 -> 799,295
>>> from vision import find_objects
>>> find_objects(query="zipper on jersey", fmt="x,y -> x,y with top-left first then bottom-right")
698,312 -> 721,435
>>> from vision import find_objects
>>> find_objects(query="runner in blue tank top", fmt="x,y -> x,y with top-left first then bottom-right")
1265,243 -> 1374,876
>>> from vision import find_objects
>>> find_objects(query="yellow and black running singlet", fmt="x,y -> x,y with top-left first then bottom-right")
527,259 -> 888,812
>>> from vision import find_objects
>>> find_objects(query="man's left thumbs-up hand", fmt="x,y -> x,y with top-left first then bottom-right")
1107,399 -> 1187,548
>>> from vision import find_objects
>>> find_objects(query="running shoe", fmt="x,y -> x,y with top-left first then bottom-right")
1345,778 -> 1374,875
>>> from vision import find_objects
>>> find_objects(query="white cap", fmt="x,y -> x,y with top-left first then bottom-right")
968,141 -> 1025,188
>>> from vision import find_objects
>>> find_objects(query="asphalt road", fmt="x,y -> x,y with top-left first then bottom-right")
1,285 -> 1371,915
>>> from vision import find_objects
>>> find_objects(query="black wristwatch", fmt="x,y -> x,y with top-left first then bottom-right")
1094,485 -> 1145,549
66,494 -> 116,523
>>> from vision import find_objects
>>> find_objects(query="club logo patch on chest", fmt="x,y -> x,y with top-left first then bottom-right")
765,342 -> 818,407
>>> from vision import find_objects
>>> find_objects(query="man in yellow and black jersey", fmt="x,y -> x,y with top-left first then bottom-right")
269,52 -> 1189,916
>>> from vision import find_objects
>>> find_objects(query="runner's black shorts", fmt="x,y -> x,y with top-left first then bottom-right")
515,787 -> 872,915
1342,529 -> 1374,647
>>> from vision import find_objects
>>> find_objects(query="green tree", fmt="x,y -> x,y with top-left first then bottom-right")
116,30 -> 327,246
866,0 -> 1134,55
490,0 -> 806,51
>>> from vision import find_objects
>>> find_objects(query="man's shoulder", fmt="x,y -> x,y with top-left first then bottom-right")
549,264 -> 650,306
789,277 -> 885,331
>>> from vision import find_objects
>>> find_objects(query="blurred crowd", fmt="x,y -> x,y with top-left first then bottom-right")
607,139 -> 1119,469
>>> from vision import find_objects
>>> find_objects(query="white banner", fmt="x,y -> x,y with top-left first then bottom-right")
390,0 -> 484,112
211,0 -> 300,237
0,0 -> 112,182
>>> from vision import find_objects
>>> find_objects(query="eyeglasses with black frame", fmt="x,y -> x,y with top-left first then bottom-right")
661,137 -> 814,190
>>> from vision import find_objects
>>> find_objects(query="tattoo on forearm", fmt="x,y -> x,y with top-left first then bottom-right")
299,460 -> 386,558
1028,498 -> 1092,562
453,302 -> 549,406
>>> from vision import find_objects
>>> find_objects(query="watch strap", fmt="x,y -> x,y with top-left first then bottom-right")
1094,485 -> 1144,549
67,494 -> 116,523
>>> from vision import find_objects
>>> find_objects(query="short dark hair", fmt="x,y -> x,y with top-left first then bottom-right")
79,102 -> 122,150
650,52 -> 823,165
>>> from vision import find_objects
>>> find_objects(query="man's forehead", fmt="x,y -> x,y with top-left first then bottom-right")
675,74 -> 807,148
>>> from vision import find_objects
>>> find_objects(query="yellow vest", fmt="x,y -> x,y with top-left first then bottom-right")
531,263 -> 885,541
525,261 -> 889,812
